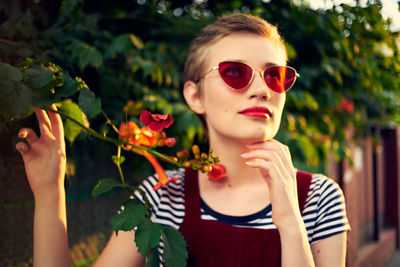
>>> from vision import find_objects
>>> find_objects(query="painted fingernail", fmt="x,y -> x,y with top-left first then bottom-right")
18,130 -> 27,138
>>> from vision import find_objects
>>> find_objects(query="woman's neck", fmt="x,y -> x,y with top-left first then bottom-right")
202,133 -> 265,187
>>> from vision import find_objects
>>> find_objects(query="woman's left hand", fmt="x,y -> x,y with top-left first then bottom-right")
241,139 -> 301,231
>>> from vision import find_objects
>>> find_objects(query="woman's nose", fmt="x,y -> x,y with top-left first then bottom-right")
247,70 -> 271,100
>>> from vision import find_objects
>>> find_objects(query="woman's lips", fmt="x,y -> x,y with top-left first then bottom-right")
238,106 -> 272,118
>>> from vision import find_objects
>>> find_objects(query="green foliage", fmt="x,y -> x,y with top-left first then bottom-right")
146,248 -> 161,267
162,225 -> 188,267
78,87 -> 102,119
59,100 -> 85,144
0,62 -> 32,121
111,198 -> 148,235
91,178 -> 125,200
135,218 -> 163,256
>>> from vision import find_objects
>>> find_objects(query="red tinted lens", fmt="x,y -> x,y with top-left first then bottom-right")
264,66 -> 296,93
218,62 -> 253,90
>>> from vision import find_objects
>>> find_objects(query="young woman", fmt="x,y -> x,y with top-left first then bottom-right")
16,14 -> 350,267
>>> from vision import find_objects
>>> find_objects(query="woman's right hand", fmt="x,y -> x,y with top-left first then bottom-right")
16,104 -> 66,197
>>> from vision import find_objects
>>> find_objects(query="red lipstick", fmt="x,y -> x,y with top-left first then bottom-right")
238,106 -> 272,118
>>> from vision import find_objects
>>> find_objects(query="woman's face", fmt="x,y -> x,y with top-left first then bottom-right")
197,32 -> 288,145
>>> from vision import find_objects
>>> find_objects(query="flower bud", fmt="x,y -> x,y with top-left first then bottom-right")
202,164 -> 212,173
182,161 -> 191,167
177,148 -> 190,160
163,138 -> 177,147
192,145 -> 200,159
201,152 -> 208,160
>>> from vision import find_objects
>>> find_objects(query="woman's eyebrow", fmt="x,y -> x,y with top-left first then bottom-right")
262,62 -> 280,68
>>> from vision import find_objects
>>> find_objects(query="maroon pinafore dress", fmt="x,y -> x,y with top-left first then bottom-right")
179,168 -> 312,267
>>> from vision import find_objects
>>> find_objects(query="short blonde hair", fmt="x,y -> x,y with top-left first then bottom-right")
184,13 -> 287,83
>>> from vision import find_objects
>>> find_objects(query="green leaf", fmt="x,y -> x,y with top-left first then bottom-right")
111,155 -> 126,165
129,34 -> 144,50
146,248 -> 161,267
100,122 -> 110,137
92,178 -> 124,200
78,45 -> 103,71
59,100 -> 84,144
135,218 -> 163,257
60,0 -> 83,15
32,88 -> 57,108
112,199 -> 148,235
56,74 -> 79,98
24,64 -> 54,89
0,62 -> 22,82
162,225 -> 187,267
0,80 -> 32,121
78,88 -> 101,118
106,34 -> 133,58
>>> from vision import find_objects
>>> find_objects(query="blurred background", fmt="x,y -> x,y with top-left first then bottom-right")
1,0 -> 400,266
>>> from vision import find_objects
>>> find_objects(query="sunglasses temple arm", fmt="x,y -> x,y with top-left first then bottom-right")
194,66 -> 219,83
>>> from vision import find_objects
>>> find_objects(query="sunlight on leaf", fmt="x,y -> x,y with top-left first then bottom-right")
60,100 -> 85,144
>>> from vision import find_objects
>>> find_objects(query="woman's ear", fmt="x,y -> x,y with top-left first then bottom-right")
183,81 -> 205,114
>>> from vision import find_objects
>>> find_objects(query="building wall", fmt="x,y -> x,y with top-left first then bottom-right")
327,127 -> 400,267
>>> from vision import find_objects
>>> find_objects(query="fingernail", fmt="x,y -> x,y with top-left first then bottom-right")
16,143 -> 25,152
245,161 -> 254,166
241,153 -> 249,158
18,130 -> 27,138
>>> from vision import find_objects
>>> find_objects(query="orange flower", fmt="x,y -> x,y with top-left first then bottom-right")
118,121 -> 178,190
207,163 -> 228,182
118,122 -> 157,148
118,121 -> 141,149
142,151 -> 178,190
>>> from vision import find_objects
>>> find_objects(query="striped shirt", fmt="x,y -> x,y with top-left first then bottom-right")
132,168 -> 350,246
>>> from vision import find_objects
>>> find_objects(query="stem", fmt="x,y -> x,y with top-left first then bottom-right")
116,146 -> 125,184
101,110 -> 119,134
45,107 -> 181,166
46,107 -> 119,145
0,38 -> 20,47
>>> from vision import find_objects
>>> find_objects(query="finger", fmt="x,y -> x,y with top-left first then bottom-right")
245,160 -> 281,183
15,142 -> 30,157
34,107 -> 52,135
241,150 -> 285,169
18,128 -> 39,145
246,141 -> 295,177
270,140 -> 294,165
242,150 -> 293,179
47,104 -> 64,141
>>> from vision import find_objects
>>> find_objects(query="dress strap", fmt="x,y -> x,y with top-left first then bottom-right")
183,168 -> 201,219
296,170 -> 313,213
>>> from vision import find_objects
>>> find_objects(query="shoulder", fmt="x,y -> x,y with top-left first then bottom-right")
302,173 -> 350,244
308,173 -> 345,204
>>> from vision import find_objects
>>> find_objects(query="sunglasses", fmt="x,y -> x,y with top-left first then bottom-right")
195,61 -> 299,93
